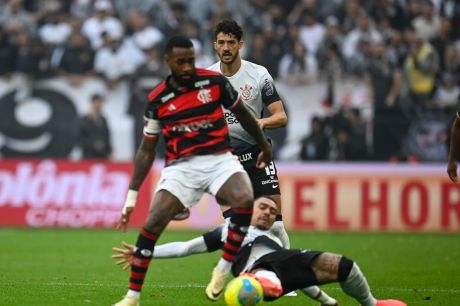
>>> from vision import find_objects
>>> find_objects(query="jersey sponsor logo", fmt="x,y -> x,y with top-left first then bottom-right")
161,92 -> 175,103
240,84 -> 255,102
262,78 -> 274,96
238,152 -> 253,162
197,88 -> 213,104
171,118 -> 214,132
194,80 -> 210,88
224,112 -> 239,124
261,178 -> 279,185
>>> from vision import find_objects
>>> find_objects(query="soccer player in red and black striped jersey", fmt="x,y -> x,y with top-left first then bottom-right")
112,36 -> 273,306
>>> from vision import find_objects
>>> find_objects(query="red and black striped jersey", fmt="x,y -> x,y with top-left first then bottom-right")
144,68 -> 242,165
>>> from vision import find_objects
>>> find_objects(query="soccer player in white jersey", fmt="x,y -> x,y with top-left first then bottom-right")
173,19 -> 290,255
113,197 -> 406,306
207,19 -> 290,249
147,20 -> 285,245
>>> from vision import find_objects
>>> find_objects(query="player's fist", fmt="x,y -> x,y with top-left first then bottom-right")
256,146 -> 273,169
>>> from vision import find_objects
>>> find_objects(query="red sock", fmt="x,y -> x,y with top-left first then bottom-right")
222,208 -> 252,262
129,227 -> 159,291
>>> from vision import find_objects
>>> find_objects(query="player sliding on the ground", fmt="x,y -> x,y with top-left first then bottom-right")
113,196 -> 406,306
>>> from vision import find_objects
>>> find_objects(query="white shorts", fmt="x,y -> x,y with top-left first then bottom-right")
155,152 -> 248,207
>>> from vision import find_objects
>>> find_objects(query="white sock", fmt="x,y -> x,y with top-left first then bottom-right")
271,220 -> 290,249
254,270 -> 281,285
301,286 -> 337,305
126,289 -> 140,300
340,263 -> 377,306
217,258 -> 232,273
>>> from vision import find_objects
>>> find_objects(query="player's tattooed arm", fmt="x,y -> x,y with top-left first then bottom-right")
129,137 -> 158,190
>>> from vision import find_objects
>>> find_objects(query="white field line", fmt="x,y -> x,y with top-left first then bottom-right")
1,282 -> 459,293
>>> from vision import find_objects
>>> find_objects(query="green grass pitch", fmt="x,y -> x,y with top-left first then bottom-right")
1,229 -> 459,306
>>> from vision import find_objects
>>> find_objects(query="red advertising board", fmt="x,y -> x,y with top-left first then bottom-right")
279,163 -> 460,232
0,160 -> 152,228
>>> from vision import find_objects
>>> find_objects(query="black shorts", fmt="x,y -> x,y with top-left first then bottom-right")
250,249 -> 323,300
236,145 -> 280,198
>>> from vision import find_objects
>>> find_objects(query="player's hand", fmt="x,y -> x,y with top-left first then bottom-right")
112,241 -> 135,270
256,146 -> 273,169
447,161 -> 458,183
116,207 -> 133,232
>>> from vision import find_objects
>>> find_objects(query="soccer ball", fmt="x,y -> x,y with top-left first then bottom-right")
224,275 -> 264,306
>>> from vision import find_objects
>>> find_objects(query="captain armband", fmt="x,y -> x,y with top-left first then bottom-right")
143,117 -> 161,139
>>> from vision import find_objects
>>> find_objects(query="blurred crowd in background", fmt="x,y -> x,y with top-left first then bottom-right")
0,0 -> 459,162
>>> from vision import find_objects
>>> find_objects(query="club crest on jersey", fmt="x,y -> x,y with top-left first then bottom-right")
197,88 -> 213,104
240,84 -> 255,102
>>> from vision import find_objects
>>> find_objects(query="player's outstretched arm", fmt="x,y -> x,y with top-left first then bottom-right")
232,102 -> 272,168
153,237 -> 209,258
448,117 -> 460,183
112,237 -> 211,269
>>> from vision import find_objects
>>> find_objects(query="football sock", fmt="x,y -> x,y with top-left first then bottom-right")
222,209 -> 233,219
153,237 -> 208,258
128,227 -> 159,293
220,207 -> 252,270
270,219 -> 290,249
301,286 -> 337,305
339,259 -> 377,306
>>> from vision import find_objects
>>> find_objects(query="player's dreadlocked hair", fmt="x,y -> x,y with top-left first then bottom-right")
165,35 -> 193,54
214,19 -> 243,41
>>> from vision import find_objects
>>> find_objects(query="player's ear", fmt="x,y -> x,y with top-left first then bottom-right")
213,41 -> 218,51
239,40 -> 244,49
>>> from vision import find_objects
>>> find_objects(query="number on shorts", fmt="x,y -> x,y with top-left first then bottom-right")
264,161 -> 276,176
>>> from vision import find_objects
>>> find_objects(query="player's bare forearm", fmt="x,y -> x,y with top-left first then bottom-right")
233,103 -> 270,150
129,138 -> 158,190
260,100 -> 287,129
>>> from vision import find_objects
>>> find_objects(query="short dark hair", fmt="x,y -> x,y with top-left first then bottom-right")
214,20 -> 243,41
165,36 -> 193,54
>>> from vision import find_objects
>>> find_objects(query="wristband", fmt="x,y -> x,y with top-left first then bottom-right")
122,189 -> 138,215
